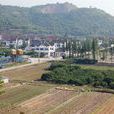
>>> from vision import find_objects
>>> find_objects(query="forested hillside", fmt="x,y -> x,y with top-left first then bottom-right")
0,3 -> 114,37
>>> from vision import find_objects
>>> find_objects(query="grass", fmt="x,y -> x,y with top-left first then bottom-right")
5,62 -> 29,68
0,62 -> 50,81
0,62 -> 53,109
1,62 -> 114,113
0,84 -> 54,108
79,64 -> 114,71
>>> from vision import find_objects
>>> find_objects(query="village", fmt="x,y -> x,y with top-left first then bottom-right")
0,34 -> 114,84
1,1 -> 114,114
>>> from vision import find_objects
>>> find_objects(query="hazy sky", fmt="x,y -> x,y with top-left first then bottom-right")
0,0 -> 114,16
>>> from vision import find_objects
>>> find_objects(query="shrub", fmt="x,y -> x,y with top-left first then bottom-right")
49,62 -> 67,70
110,82 -> 114,89
41,62 -> 114,89
67,58 -> 98,64
73,59 -> 98,64
41,73 -> 52,81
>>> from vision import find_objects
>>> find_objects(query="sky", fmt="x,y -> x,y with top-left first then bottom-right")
0,0 -> 114,16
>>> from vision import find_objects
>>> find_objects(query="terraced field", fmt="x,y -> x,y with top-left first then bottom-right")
0,62 -> 114,114
47,92 -> 112,114
1,88 -> 112,114
93,95 -> 114,114
19,88 -> 76,114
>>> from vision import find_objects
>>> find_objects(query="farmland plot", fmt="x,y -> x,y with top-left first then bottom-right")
1,88 -> 77,114
0,84 -> 53,114
3,89 -> 113,114
0,62 -> 49,81
93,95 -> 114,114
47,92 -> 112,114
18,88 -> 77,114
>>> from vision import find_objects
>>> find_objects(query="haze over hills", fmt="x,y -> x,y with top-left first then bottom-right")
0,2 -> 114,37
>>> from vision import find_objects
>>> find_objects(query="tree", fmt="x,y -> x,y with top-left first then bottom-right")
85,39 -> 92,59
92,38 -> 98,60
72,40 -> 78,58
101,50 -> 107,61
109,45 -> 114,62
0,80 -> 3,95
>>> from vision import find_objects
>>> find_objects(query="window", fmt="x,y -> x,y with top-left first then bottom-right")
50,48 -> 53,50
45,48 -> 48,50
36,48 -> 39,50
40,48 -> 44,50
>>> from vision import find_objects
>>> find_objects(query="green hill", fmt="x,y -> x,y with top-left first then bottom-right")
0,3 -> 114,37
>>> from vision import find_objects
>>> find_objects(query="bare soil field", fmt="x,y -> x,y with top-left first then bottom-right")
0,84 -> 53,106
1,88 -> 77,114
0,62 -> 49,81
0,62 -> 114,114
1,88 -> 112,114
47,92 -> 112,114
93,95 -> 114,114
0,84 -> 54,114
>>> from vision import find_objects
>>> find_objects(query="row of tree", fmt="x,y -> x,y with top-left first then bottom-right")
63,38 -> 114,62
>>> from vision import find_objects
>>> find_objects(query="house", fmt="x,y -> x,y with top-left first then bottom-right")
33,43 -> 56,57
3,39 -> 24,48
25,38 -> 67,57
0,76 -> 9,84
54,42 -> 64,49
16,39 -> 23,47
98,40 -> 103,46
1,35 -> 24,48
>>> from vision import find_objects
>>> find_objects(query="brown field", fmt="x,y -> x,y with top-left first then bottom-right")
0,84 -> 55,114
47,92 -> 112,114
0,62 -> 114,114
93,95 -> 114,114
0,62 -> 50,81
0,88 -> 77,114
1,88 -> 112,114
0,62 -> 54,114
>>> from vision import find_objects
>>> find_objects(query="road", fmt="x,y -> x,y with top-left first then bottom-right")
0,57 -> 62,72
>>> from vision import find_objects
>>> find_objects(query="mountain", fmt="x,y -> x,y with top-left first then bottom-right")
31,2 -> 77,14
0,3 -> 114,37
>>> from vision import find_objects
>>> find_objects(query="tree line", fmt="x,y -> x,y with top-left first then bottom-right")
63,38 -> 114,63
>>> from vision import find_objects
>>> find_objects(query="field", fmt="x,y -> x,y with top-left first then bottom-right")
47,92 -> 112,114
0,62 -> 50,81
92,95 -> 114,114
0,84 -> 53,107
80,64 -> 114,71
1,88 -> 113,114
0,62 -> 55,114
0,62 -> 114,114
5,62 -> 29,68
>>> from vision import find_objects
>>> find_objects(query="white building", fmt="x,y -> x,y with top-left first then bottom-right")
33,44 -> 56,57
2,38 -> 24,48
25,40 -> 67,57
54,42 -> 64,49
16,39 -> 23,47
98,40 -> 103,46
